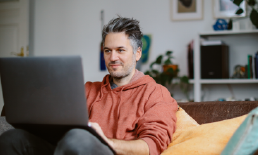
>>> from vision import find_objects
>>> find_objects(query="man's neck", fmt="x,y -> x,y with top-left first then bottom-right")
113,69 -> 135,87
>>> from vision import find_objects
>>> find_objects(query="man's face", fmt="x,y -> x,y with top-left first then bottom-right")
103,32 -> 141,79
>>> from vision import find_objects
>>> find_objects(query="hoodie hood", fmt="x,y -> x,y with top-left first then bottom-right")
101,69 -> 155,92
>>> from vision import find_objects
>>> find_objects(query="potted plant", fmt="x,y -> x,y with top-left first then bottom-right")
144,51 -> 190,100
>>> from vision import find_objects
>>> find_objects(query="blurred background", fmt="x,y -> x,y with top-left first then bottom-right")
0,0 -> 258,112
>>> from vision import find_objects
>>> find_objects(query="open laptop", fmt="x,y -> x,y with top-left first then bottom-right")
0,56 -> 115,154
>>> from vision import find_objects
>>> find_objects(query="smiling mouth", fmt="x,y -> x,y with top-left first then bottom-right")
109,64 -> 121,69
109,61 -> 122,68
110,64 -> 120,66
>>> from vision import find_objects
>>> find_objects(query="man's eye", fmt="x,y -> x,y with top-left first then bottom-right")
104,50 -> 111,53
118,49 -> 124,52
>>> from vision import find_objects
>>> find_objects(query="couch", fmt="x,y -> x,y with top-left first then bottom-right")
1,101 -> 258,154
178,101 -> 258,124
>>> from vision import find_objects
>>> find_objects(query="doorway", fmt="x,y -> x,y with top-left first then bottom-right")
0,0 -> 29,112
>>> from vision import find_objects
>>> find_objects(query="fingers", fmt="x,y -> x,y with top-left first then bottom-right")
88,122 -> 104,135
88,122 -> 114,148
89,122 -> 101,130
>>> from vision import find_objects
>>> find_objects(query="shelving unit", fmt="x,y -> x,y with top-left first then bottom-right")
193,30 -> 258,102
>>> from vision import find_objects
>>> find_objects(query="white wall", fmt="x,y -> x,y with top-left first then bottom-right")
31,0 -> 258,101
32,0 -> 214,80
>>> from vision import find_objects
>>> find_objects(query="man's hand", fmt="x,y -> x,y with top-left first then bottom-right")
88,122 -> 114,148
89,122 -> 149,155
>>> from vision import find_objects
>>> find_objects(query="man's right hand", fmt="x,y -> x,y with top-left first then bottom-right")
88,122 -> 149,155
88,122 -> 114,148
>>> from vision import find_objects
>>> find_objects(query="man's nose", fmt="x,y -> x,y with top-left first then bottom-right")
110,51 -> 119,61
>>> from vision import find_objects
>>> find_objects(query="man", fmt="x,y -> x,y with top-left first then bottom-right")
0,17 -> 177,155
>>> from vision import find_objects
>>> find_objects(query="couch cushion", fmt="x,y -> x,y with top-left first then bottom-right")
179,101 -> 258,124
172,107 -> 199,141
161,115 -> 246,155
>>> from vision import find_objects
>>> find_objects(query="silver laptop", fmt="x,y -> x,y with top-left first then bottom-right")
0,56 -> 115,154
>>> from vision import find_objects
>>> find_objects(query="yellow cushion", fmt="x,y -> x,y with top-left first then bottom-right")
161,107 -> 247,155
172,107 -> 200,141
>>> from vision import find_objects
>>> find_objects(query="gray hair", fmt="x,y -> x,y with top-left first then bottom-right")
102,16 -> 143,54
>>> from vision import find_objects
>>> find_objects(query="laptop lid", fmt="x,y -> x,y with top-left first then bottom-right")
0,56 -> 88,126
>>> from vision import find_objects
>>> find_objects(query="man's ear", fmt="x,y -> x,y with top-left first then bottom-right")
136,47 -> 142,62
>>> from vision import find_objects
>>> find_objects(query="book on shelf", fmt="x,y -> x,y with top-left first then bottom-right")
247,55 -> 253,79
187,40 -> 194,79
201,40 -> 225,46
255,52 -> 258,79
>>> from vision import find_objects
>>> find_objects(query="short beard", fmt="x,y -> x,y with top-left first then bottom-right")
110,64 -> 134,80
108,55 -> 136,80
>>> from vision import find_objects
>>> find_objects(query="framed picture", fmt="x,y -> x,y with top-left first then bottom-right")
170,0 -> 203,21
213,0 -> 246,18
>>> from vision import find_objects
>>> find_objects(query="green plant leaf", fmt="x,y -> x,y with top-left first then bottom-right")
150,62 -> 156,69
166,51 -> 173,56
248,0 -> 256,6
145,71 -> 155,78
235,8 -> 244,15
152,69 -> 159,75
166,67 -> 174,74
164,59 -> 172,65
178,75 -> 190,100
168,76 -> 173,85
180,76 -> 189,84
231,0 -> 243,6
160,73 -> 168,86
155,55 -> 163,64
176,68 -> 180,73
144,71 -> 150,75
153,77 -> 158,83
250,9 -> 258,28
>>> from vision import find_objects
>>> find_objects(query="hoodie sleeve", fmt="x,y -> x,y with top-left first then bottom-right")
137,85 -> 178,155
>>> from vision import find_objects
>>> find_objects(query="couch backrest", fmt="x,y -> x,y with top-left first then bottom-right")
2,101 -> 258,125
178,101 -> 258,124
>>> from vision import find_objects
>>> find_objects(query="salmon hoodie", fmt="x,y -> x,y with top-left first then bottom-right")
85,70 -> 178,155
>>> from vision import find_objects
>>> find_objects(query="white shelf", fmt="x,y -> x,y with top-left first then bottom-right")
189,79 -> 258,84
193,30 -> 258,102
189,79 -> 194,84
199,29 -> 258,36
200,79 -> 258,84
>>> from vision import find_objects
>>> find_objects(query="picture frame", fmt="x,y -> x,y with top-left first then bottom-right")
170,0 -> 203,21
213,0 -> 246,18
